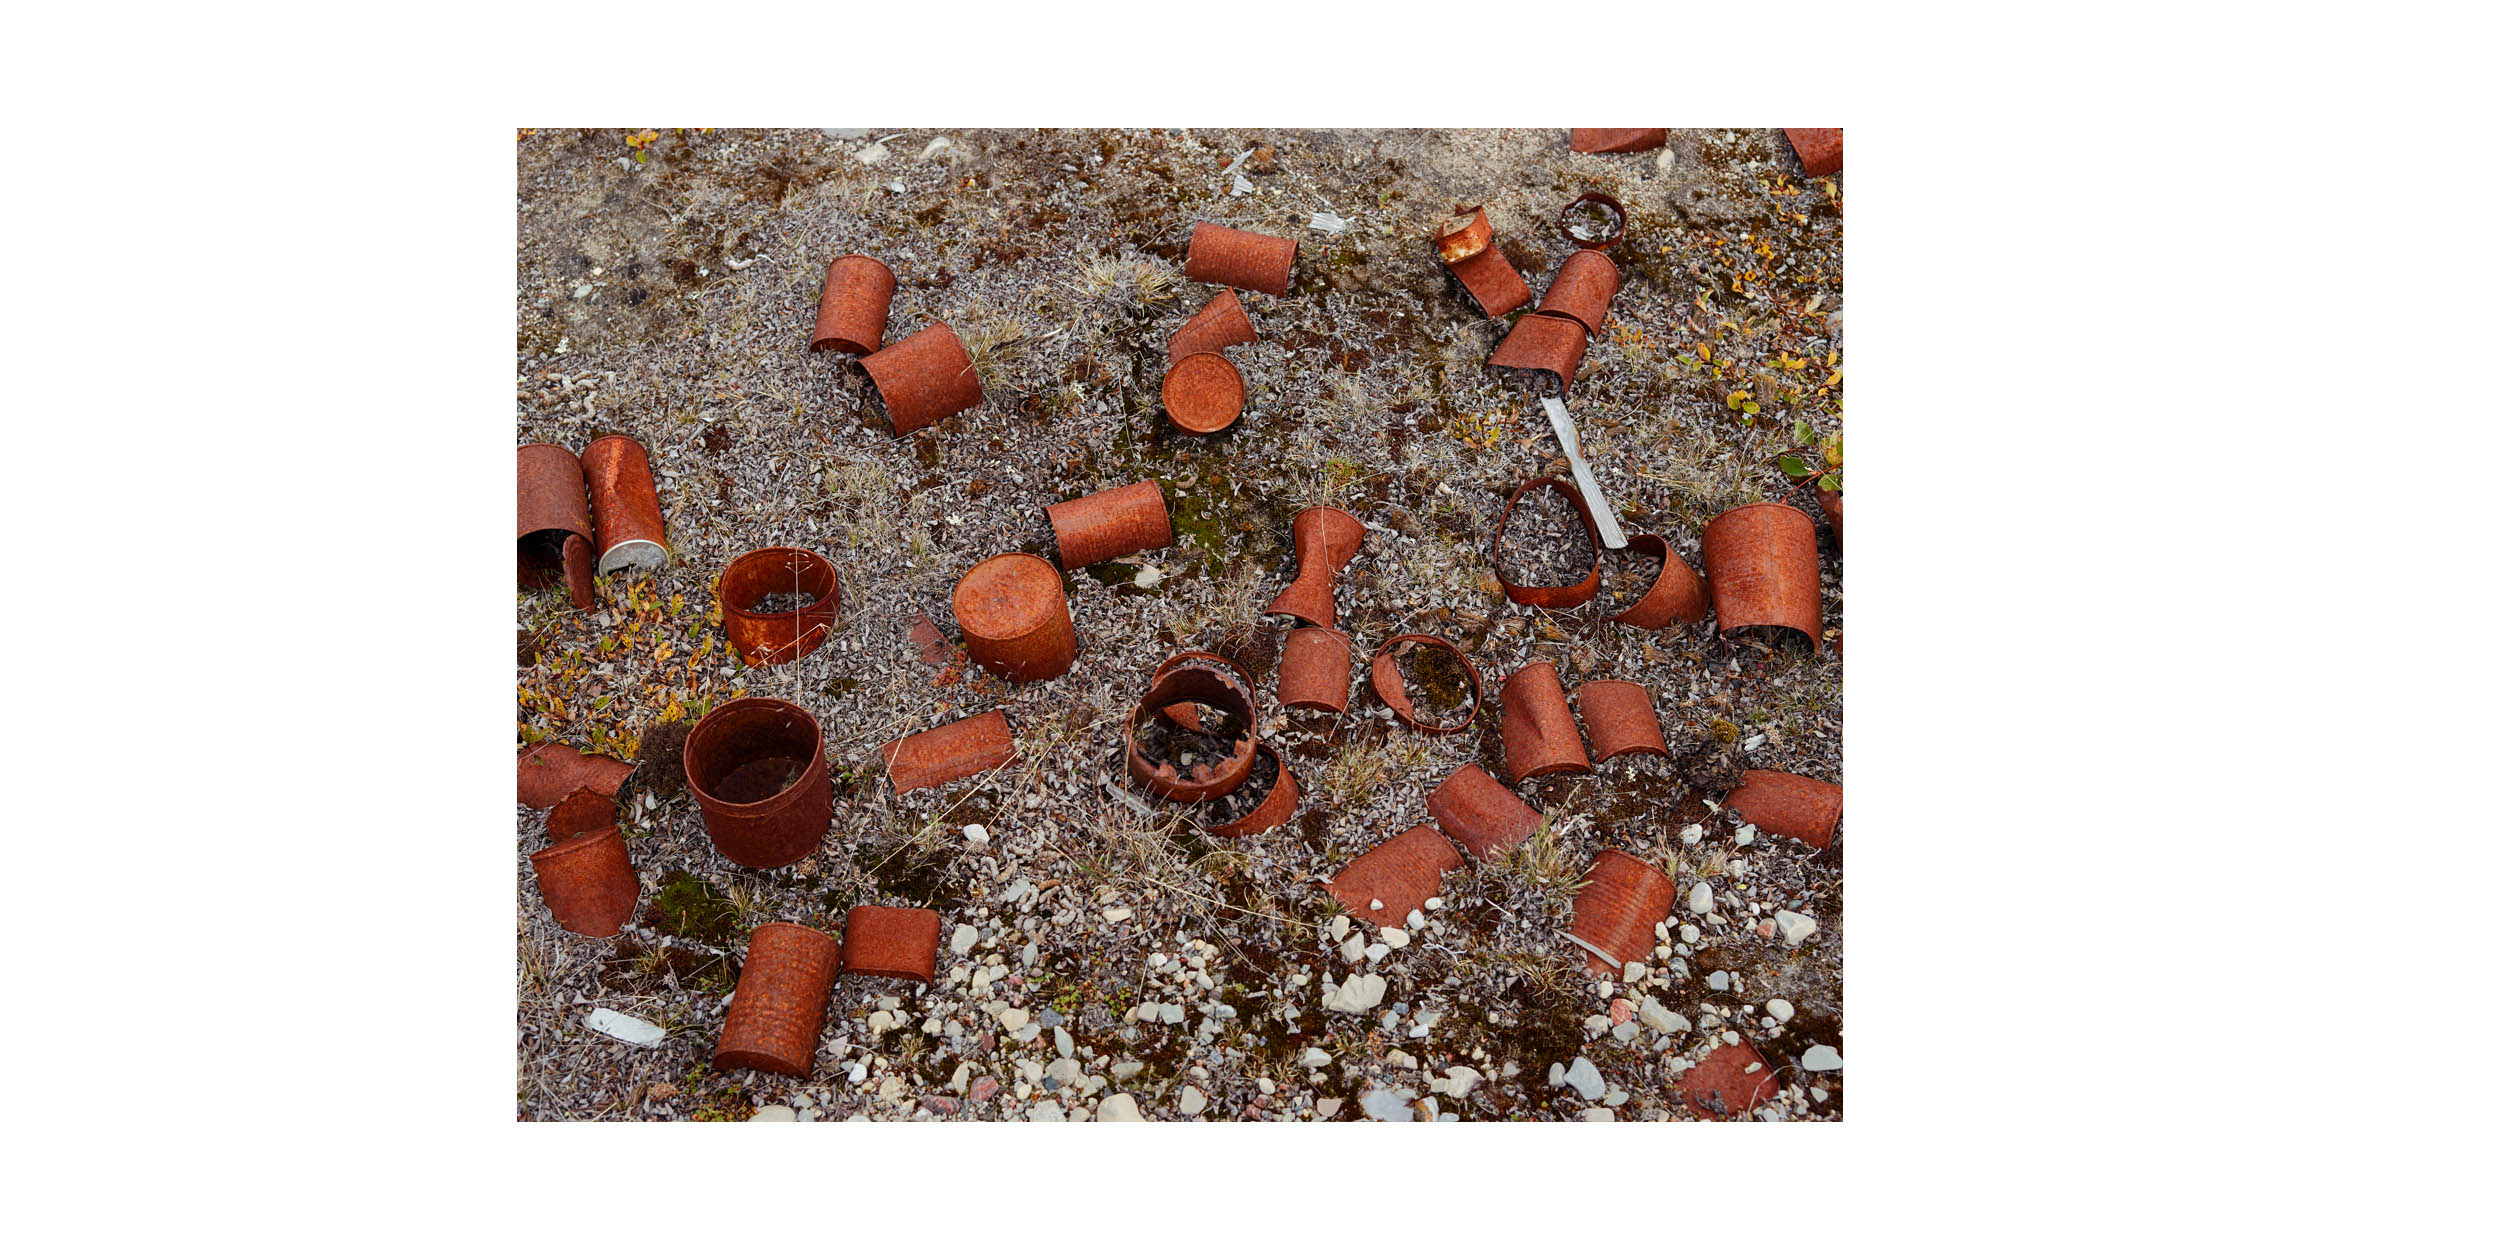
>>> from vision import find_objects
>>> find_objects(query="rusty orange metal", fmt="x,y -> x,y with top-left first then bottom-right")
1426,763 -> 1542,859
1701,501 -> 1822,650
1818,488 -> 1843,550
1570,849 -> 1675,973
1570,129 -> 1666,154
1608,534 -> 1710,628
1448,248 -> 1533,319
1559,191 -> 1626,251
517,443 -> 594,608
530,788 -> 640,939
1126,658 -> 1259,802
1326,824 -> 1463,926
1488,311 -> 1590,393
1677,1036 -> 1780,1120
683,698 -> 830,869
841,905 -> 942,983
1492,476 -> 1603,609
1276,626 -> 1354,713
718,547 -> 841,666
1266,506 -> 1366,628
1726,770 -> 1843,849
1148,650 -> 1251,733
1169,289 -> 1257,361
1370,634 -> 1483,735
952,553 -> 1077,682
1537,248 -> 1620,335
517,742 -> 634,810
580,435 -> 669,576
1048,481 -> 1173,569
1185,222 -> 1296,296
1577,680 -> 1669,764
1434,206 -> 1494,264
863,321 -> 983,435
1204,742 -> 1299,838
1499,660 -> 1592,782
809,254 -> 896,355
1163,351 -> 1245,435
715,922 -> 842,1078
1784,128 -> 1842,178
882,709 -> 1017,795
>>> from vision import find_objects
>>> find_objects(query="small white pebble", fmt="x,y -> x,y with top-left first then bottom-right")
962,823 -> 989,845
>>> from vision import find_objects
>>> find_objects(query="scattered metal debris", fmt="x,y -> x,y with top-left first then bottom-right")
1325,824 -> 1462,925
517,742 -> 634,810
1370,634 -> 1483,735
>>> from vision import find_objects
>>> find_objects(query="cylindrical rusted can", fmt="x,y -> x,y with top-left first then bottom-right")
1577,680 -> 1669,763
1185,222 -> 1296,296
1570,129 -> 1666,154
718,547 -> 842,666
1609,534 -> 1709,628
863,321 -> 984,436
1126,661 -> 1259,802
882,708 -> 1017,794
1370,634 -> 1482,734
1163,351 -> 1245,435
841,906 -> 942,983
1149,650 -> 1253,733
518,443 -> 594,605
1818,488 -> 1843,550
1204,743 -> 1299,838
1726,770 -> 1843,849
952,553 -> 1077,682
1276,627 -> 1354,713
1488,311 -> 1591,393
715,922 -> 842,1078
530,823 -> 640,938
1700,501 -> 1822,650
1169,289 -> 1257,361
684,698 -> 831,869
1265,506 -> 1367,627
1435,206 -> 1494,264
1424,763 -> 1541,859
1559,191 -> 1627,251
1499,661 -> 1592,782
1785,128 -> 1842,178
1569,849 -> 1676,973
809,254 -> 896,355
1538,249 -> 1620,336
1325,823 -> 1463,925
1048,481 -> 1173,569
581,435 -> 669,576
1493,476 -> 1603,609
1449,248 -> 1533,319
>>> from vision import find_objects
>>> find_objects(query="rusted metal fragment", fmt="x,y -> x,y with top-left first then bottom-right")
1163,350 -> 1245,435
1499,660 -> 1592,782
1277,626 -> 1354,713
1608,533 -> 1709,628
1784,128 -> 1842,178
1434,206 -> 1494,264
1204,743 -> 1299,838
1488,311 -> 1590,394
1677,1036 -> 1780,1121
882,709 -> 1017,794
1447,247 -> 1532,319
718,546 -> 841,666
1818,488 -> 1843,550
1537,248 -> 1620,335
1048,481 -> 1173,569
1570,849 -> 1676,973
1559,191 -> 1627,251
841,906 -> 942,983
518,443 -> 593,602
863,321 -> 983,435
530,820 -> 640,939
1126,660 -> 1258,802
1726,769 -> 1843,849
1370,634 -> 1483,735
908,611 -> 955,668
809,254 -> 896,355
1492,476 -> 1602,608
1577,680 -> 1669,764
558,534 -> 595,609
1168,289 -> 1257,361
1570,129 -> 1666,154
545,787 -> 616,840
1425,763 -> 1542,859
953,553 -> 1077,682
1150,650 -> 1254,732
1700,501 -> 1822,650
683,697 -> 830,869
715,922 -> 842,1078
517,743 -> 634,810
1265,506 -> 1366,628
1185,222 -> 1296,296
1326,824 -> 1463,925
580,435 -> 669,576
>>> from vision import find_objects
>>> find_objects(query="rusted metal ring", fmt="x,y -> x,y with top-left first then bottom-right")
881,708 -> 1017,795
1264,505 -> 1366,628
1491,476 -> 1603,609
1150,650 -> 1255,732
1560,191 -> 1626,251
581,435 -> 669,576
1202,743 -> 1300,839
952,553 -> 1077,683
1125,660 -> 1259,802
683,697 -> 831,869
810,254 -> 896,355
1569,848 -> 1676,974
1163,351 -> 1245,435
1700,501 -> 1822,650
1047,481 -> 1174,569
863,321 -> 984,436
1185,222 -> 1296,296
1368,634 -> 1482,734
718,547 -> 841,667
1487,311 -> 1591,394
1425,763 -> 1543,860
1607,533 -> 1709,628
1325,824 -> 1463,926
1498,660 -> 1592,782
716,922 -> 842,1077
1726,769 -> 1843,849
1577,680 -> 1670,764
1277,626 -> 1354,713
1169,289 -> 1258,361
840,905 -> 943,983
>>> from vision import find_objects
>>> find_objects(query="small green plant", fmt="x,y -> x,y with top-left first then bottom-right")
1776,419 -> 1841,492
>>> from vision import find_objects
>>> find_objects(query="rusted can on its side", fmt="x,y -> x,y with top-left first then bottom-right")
1701,501 -> 1822,650
1726,769 -> 1843,849
1048,481 -> 1173,569
683,698 -> 831,869
1325,824 -> 1463,927
1185,222 -> 1296,296
529,789 -> 641,938
1499,661 -> 1592,782
1492,476 -> 1603,609
1538,249 -> 1621,336
517,443 -> 595,608
1425,763 -> 1542,859
1784,128 -> 1843,178
952,553 -> 1077,683
581,435 -> 669,576
1569,849 -> 1676,974
1577,680 -> 1669,764
1276,627 -> 1354,713
810,254 -> 896,355
863,321 -> 984,435
1169,289 -> 1257,360
718,547 -> 841,666
1265,506 -> 1367,627
1608,533 -> 1709,628
841,906 -> 943,983
1488,311 -> 1591,393
715,922 -> 842,1078
1570,129 -> 1666,154
882,708 -> 1017,794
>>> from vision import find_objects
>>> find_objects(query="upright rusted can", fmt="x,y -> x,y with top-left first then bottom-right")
1701,501 -> 1822,650
863,321 -> 983,435
810,254 -> 896,355
581,435 -> 669,576
528,792 -> 640,939
1499,661 -> 1592,782
718,547 -> 842,666
952,553 -> 1076,682
684,698 -> 830,869
1577,681 -> 1670,763
1276,626 -> 1354,713
715,923 -> 842,1078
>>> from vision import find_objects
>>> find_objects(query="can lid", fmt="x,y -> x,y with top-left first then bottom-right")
953,553 -> 1065,639
1163,351 -> 1245,434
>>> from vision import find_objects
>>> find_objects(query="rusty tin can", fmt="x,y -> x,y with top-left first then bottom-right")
1784,128 -> 1842,178
1265,506 -> 1367,627
1169,289 -> 1258,361
1726,769 -> 1843,849
1538,248 -> 1620,335
841,906 -> 942,983
1185,222 -> 1296,296
1448,247 -> 1533,319
1126,660 -> 1259,802
517,742 -> 634,810
1276,626 -> 1354,713
1608,533 -> 1709,628
1163,350 -> 1246,435
517,444 -> 595,607
1570,129 -> 1667,154
718,547 -> 842,666
882,708 -> 1017,795
863,321 -> 983,436
1499,660 -> 1592,782
1425,763 -> 1543,859
1492,476 -> 1604,609
1570,848 -> 1676,973
1370,634 -> 1483,734
1678,1036 -> 1781,1121
1488,311 -> 1591,393
1148,650 -> 1252,733
1558,191 -> 1627,251
715,922 -> 842,1078
1326,824 -> 1464,926
1701,501 -> 1822,650
1577,680 -> 1670,763
529,791 -> 640,939
952,553 -> 1077,682
809,254 -> 896,355
580,435 -> 669,576
1434,206 -> 1494,264
1048,481 -> 1174,569
1203,742 -> 1300,838
683,698 -> 830,869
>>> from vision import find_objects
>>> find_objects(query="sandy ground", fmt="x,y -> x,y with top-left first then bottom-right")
516,127 -> 1842,1121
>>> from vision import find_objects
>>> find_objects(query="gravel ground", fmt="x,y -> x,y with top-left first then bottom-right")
516,127 -> 1842,1122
